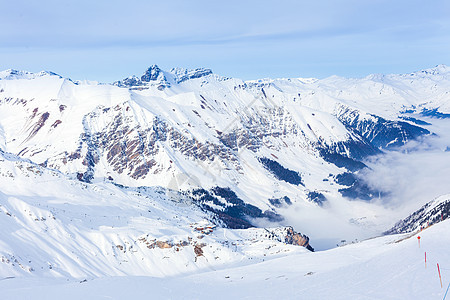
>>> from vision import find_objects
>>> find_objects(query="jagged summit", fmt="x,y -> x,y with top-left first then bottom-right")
141,64 -> 165,81
113,65 -> 214,89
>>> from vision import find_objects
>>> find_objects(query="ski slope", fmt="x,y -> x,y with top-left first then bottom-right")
2,218 -> 449,299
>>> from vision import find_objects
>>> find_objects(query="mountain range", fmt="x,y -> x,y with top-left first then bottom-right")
0,65 -> 450,282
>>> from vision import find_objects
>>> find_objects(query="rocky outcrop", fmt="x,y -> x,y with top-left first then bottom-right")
284,227 -> 311,246
193,244 -> 205,260
273,227 -> 314,251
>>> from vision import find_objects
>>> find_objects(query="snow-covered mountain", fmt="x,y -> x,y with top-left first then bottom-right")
1,65 -> 450,284
1,65 -> 449,242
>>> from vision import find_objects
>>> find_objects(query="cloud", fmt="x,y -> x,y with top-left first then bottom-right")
1,0 -> 449,48
360,118 -> 450,217
275,118 -> 450,250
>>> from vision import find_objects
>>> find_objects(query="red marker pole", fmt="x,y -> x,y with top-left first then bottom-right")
438,263 -> 443,288
425,252 -> 427,268
418,236 -> 421,248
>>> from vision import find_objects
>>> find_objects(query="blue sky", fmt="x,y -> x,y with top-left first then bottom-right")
1,0 -> 449,82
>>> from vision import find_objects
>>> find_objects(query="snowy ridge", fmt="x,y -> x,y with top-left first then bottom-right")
385,194 -> 450,235
0,69 -> 63,81
113,65 -> 216,88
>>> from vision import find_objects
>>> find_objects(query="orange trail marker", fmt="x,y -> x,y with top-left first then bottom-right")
438,263 -> 443,288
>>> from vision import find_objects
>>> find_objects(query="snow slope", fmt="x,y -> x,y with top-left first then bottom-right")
2,216 -> 449,299
0,149 -> 311,279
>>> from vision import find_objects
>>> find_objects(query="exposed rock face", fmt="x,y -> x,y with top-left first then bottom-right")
193,244 -> 205,258
137,237 -> 184,250
284,227 -> 309,245
156,241 -> 173,249
279,227 -> 314,251
141,65 -> 166,82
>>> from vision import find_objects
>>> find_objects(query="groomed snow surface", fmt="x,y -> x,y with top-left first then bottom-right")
2,219 -> 449,299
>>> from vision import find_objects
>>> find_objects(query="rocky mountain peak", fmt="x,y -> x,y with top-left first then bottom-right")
141,64 -> 166,82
